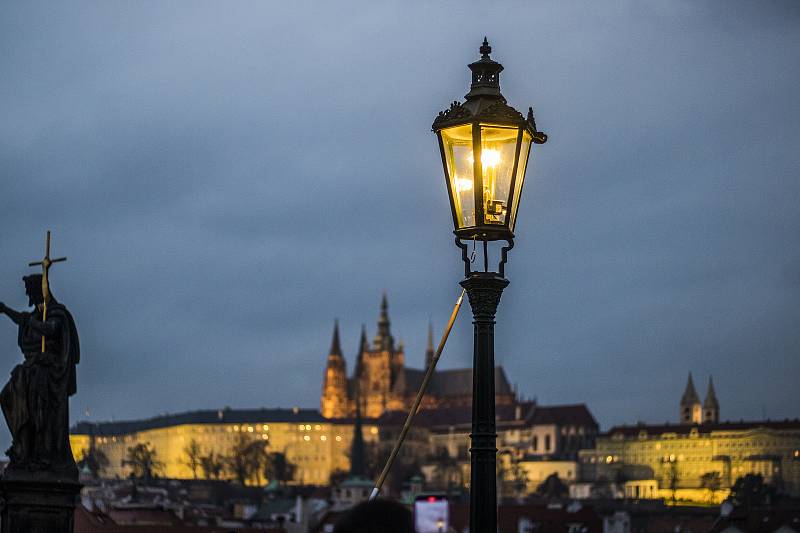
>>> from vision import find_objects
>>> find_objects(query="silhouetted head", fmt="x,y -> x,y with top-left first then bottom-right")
334,499 -> 413,533
333,500 -> 414,533
22,274 -> 47,307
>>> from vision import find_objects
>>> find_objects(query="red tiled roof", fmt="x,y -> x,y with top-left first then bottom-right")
75,505 -> 284,533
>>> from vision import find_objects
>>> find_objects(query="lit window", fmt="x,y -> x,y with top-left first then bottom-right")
248,426 -> 254,433
304,435 -> 311,442
370,427 -> 378,435
314,425 -> 322,431
233,425 -> 239,431
321,436 -> 327,442
298,424 -> 305,431
262,434 -> 268,440
335,436 -> 342,442
306,425 -> 312,430
263,425 -> 269,431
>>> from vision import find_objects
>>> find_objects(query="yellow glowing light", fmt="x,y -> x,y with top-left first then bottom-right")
263,425 -> 269,431
321,435 -> 327,442
606,456 -> 613,464
467,149 -> 501,169
370,427 -> 378,435
335,435 -> 342,442
233,425 -> 239,431
297,424 -> 304,430
247,426 -> 254,433
303,435 -> 311,442
454,176 -> 473,193
261,434 -> 268,440
314,425 -> 322,431
305,424 -> 312,430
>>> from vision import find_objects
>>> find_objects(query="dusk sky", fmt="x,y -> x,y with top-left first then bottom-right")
1,1 -> 798,451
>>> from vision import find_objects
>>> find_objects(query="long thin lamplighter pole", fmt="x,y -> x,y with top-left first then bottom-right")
369,288 -> 466,501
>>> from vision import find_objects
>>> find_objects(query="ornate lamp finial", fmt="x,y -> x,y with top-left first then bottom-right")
480,37 -> 492,58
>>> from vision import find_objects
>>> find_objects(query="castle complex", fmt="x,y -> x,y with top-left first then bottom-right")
67,299 -> 799,504
321,294 -> 516,419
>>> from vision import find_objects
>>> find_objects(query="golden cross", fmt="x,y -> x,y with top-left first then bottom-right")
28,230 -> 67,352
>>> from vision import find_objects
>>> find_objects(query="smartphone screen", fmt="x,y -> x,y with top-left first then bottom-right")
413,494 -> 448,533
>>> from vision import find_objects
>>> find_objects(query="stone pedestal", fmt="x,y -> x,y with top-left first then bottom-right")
0,479 -> 81,533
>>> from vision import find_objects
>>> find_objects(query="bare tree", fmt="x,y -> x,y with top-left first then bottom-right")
225,434 -> 269,485
77,447 -> 109,478
123,442 -> 164,481
200,452 -> 224,480
183,439 -> 202,479
666,461 -> 679,505
700,471 -> 722,503
265,452 -> 297,487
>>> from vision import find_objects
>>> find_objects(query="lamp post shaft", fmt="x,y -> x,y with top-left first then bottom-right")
460,272 -> 509,533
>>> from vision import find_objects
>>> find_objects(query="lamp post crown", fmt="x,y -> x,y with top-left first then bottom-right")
466,37 -> 504,100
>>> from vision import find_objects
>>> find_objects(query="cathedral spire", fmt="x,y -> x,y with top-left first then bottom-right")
425,321 -> 435,370
330,319 -> 342,356
373,292 -> 394,351
703,376 -> 720,424
680,372 -> 702,424
355,324 -> 367,379
321,320 -> 347,418
681,372 -> 700,405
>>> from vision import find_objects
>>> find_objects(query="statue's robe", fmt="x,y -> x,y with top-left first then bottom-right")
0,298 -> 79,476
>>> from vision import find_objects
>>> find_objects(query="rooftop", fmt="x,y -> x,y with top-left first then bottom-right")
605,418 -> 800,438
72,407 -> 328,436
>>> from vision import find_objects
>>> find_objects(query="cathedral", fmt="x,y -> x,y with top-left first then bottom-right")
321,294 -> 516,419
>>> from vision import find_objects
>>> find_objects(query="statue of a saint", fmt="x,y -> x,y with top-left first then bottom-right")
0,274 -> 80,480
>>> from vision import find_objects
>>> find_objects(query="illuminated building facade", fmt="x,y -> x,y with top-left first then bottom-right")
70,408 -> 378,484
321,294 -> 516,419
579,378 -> 800,502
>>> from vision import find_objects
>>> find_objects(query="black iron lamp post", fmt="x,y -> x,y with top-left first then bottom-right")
432,38 -> 546,532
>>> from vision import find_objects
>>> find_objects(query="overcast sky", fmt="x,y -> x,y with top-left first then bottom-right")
1,1 -> 798,451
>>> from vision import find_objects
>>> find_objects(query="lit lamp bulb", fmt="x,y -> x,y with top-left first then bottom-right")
467,149 -> 501,169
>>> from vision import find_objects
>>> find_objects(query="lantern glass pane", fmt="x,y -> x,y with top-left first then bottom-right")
441,125 -> 475,228
479,125 -> 519,226
509,131 -> 532,231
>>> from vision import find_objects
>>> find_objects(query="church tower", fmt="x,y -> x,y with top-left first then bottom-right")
425,321 -> 435,370
680,372 -> 702,424
321,320 -> 348,419
359,293 -> 404,418
703,376 -> 720,424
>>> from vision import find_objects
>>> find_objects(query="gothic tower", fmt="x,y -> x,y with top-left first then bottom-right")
425,321 -> 435,370
360,294 -> 404,418
680,372 -> 702,424
703,376 -> 720,424
321,320 -> 348,419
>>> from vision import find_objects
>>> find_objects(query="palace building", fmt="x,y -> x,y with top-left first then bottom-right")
321,294 -> 516,419
70,408 -> 378,484
578,374 -> 800,502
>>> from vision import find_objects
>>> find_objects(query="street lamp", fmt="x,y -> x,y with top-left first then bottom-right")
432,38 -> 546,533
